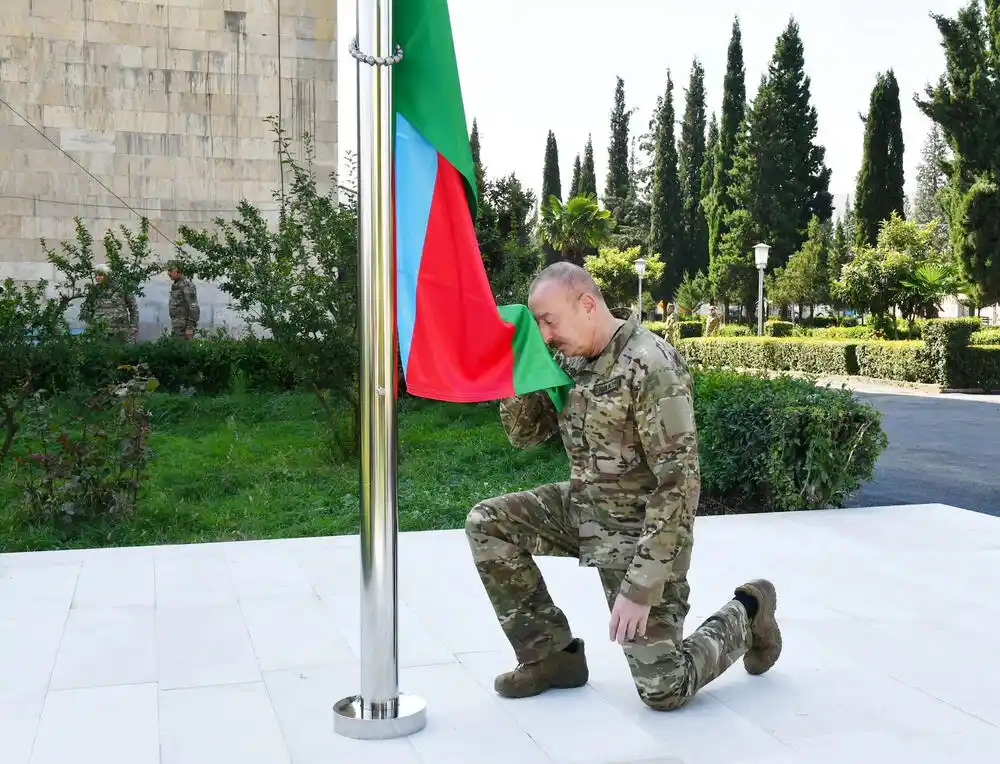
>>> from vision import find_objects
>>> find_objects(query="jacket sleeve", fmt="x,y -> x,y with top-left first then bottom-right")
618,364 -> 700,606
499,392 -> 559,449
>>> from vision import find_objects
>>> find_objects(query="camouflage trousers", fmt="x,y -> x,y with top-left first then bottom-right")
466,481 -> 752,711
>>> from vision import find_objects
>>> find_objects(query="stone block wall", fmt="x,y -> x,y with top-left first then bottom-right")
0,0 -> 337,335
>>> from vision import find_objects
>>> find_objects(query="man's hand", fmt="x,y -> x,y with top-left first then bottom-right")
609,594 -> 651,644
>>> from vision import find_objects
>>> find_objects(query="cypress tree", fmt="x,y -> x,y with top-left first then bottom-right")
716,19 -> 833,311
580,136 -> 597,197
706,17 -> 746,269
541,129 -> 562,204
853,69 -> 905,248
569,154 -> 583,198
649,70 -> 683,298
701,112 -> 719,202
605,77 -> 632,212
469,118 -> 486,197
541,130 -> 562,263
677,57 -> 708,276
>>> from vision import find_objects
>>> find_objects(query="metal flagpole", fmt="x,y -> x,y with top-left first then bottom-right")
333,0 -> 427,740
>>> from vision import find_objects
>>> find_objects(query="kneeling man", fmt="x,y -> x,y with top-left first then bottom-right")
465,262 -> 781,710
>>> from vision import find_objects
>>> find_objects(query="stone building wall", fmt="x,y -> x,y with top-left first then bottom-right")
0,0 -> 338,336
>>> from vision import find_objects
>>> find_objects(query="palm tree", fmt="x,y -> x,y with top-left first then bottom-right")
900,262 -> 962,321
538,193 -> 615,265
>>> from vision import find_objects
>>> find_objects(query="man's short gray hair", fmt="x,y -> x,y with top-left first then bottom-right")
529,261 -> 604,302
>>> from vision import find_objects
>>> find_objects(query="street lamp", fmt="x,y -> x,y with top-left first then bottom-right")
753,242 -> 770,336
634,257 -> 646,318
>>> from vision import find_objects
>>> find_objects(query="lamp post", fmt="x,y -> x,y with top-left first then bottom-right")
634,257 -> 646,318
754,243 -> 770,336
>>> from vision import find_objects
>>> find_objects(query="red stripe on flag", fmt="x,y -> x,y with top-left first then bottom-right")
404,155 -> 516,402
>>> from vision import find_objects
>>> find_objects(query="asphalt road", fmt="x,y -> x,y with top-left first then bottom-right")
846,391 -> 1000,516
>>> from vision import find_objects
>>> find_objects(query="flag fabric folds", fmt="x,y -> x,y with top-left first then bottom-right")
392,0 -> 572,409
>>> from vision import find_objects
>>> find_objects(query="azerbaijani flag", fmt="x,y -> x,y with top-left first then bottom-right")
392,0 -> 572,409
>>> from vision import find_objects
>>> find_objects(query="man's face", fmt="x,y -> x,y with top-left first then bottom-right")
95,273 -> 105,284
528,279 -> 595,357
168,269 -> 179,281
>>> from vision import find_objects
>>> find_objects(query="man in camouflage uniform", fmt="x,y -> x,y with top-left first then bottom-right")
80,264 -> 139,342
662,302 -> 680,347
167,263 -> 200,339
466,262 -> 780,710
704,304 -> 721,336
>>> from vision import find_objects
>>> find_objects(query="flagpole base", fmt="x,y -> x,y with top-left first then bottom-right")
333,693 -> 427,740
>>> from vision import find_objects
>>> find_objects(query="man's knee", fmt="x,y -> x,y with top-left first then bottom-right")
636,687 -> 690,712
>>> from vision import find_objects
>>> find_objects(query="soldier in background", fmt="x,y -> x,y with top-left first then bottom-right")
167,262 -> 200,339
80,264 -> 139,342
704,304 -> 721,336
465,262 -> 781,711
662,302 -> 680,346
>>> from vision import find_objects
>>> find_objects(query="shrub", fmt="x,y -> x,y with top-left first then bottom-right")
643,319 -> 703,339
922,317 -> 983,388
693,370 -> 888,511
962,346 -> 1000,392
809,325 -> 876,340
764,319 -> 794,337
680,337 -> 859,375
717,323 -> 753,337
970,328 -> 1000,346
855,341 -> 936,383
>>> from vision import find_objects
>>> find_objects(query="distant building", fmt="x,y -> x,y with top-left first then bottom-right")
0,0 -> 337,337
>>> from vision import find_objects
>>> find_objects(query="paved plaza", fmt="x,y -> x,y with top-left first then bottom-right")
1,502 -> 998,763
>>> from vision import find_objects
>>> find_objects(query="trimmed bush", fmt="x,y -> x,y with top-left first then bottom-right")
693,370 -> 887,511
717,323 -> 753,337
809,325 -> 876,340
855,341 -> 936,384
644,319 -> 704,339
962,346 -> 1000,392
764,319 -> 794,337
970,328 -> 1000,346
680,337 -> 859,375
923,317 -> 984,388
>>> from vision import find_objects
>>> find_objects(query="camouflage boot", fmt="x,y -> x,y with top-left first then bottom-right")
735,579 -> 781,675
494,638 -> 589,698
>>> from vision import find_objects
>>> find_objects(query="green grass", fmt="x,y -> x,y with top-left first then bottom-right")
0,392 -> 568,552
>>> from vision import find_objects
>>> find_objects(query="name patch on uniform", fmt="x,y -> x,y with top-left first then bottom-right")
591,375 -> 624,396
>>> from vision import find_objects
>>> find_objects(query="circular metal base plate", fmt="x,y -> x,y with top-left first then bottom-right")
333,693 -> 427,740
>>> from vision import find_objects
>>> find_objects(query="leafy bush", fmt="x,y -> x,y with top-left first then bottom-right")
718,323 -> 753,337
693,370 -> 888,511
855,341 -> 936,383
970,328 -> 1000,346
13,365 -> 158,526
962,347 -> 1000,392
643,320 -> 703,338
680,337 -> 859,375
922,317 -> 983,388
764,319 -> 794,337
808,325 -> 876,340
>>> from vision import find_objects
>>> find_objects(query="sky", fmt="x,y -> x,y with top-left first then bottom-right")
335,0 -> 969,214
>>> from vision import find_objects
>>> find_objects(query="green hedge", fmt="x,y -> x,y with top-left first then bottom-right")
643,319 -> 704,338
680,337 -> 859,375
764,320 -> 794,337
854,341 -> 936,384
970,328 -> 1000,346
694,370 -> 887,511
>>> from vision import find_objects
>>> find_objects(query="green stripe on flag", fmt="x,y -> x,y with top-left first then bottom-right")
394,0 -> 478,217
498,304 -> 574,411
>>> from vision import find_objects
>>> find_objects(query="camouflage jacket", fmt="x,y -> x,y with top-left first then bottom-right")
663,312 -> 679,345
80,284 -> 138,335
168,277 -> 200,333
499,314 -> 700,606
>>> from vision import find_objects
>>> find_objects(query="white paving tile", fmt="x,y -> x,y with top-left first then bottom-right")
0,699 -> 43,764
29,683 -> 159,764
155,602 -> 260,689
49,606 -> 156,690
158,683 -> 291,764
0,503 -> 997,764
